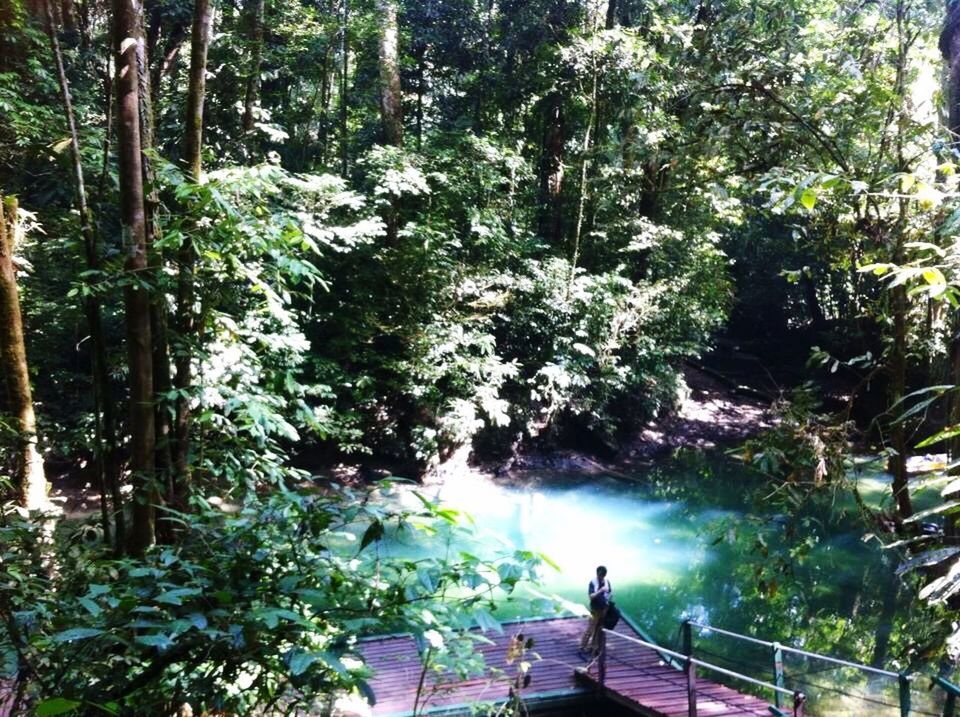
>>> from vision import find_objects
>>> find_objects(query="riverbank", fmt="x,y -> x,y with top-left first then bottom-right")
50,361 -> 776,517
485,364 -> 775,480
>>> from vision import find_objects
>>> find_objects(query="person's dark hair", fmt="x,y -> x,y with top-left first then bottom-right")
596,565 -> 607,577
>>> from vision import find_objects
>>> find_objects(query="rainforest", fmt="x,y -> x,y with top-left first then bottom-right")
3,0 -> 960,715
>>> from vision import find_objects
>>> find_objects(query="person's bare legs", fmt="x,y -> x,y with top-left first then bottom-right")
579,607 -> 607,654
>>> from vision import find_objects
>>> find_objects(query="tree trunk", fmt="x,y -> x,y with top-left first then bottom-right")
568,46 -> 598,291
60,0 -> 77,34
801,270 -> 826,329
376,0 -> 403,147
605,0 -> 617,29
173,0 -> 212,505
415,46 -> 424,149
889,281 -> 914,520
241,0 -> 265,136
183,0 -> 210,180
942,1 -> 960,142
941,1 -> 960,534
148,21 -> 187,111
538,91 -> 565,244
887,0 -> 913,522
113,0 -> 156,555
44,0 -> 118,542
135,4 -> 175,533
0,197 -> 47,511
319,38 -> 332,165
339,0 -> 349,176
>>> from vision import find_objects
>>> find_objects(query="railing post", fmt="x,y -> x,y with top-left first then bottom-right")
899,672 -> 911,717
598,630 -> 607,690
682,619 -> 693,659
682,619 -> 696,717
939,676 -> 957,717
685,656 -> 697,717
792,691 -> 805,717
772,641 -> 784,710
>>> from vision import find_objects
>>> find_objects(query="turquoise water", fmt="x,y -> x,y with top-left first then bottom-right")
383,453 -> 950,716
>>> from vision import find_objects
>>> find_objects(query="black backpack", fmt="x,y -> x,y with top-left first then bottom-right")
603,601 -> 621,630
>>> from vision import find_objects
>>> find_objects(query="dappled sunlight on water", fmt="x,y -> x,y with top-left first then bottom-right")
420,472 -> 707,600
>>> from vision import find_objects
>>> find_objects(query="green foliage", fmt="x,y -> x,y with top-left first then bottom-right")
737,387 -> 851,492
0,484 -> 547,714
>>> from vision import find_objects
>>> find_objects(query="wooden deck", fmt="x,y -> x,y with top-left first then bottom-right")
359,615 -> 774,716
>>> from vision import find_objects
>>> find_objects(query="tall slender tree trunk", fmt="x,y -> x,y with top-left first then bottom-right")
568,44 -> 598,291
0,197 -> 47,512
376,0 -> 402,245
241,0 -> 265,137
605,0 -> 617,29
538,91 -> 565,244
114,0 -> 156,555
887,0 -> 913,522
415,46 -> 424,150
376,0 -> 403,147
173,0 -> 212,506
44,0 -> 117,541
96,23 -> 124,549
135,4 -> 175,530
942,0 -> 960,541
319,39 -> 332,165
60,0 -> 77,34
148,22 -> 187,111
339,0 -> 349,176
889,278 -> 914,519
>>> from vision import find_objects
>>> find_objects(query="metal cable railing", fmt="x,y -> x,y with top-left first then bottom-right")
600,628 -> 806,717
687,621 -> 900,678
688,644 -> 940,714
683,619 -> 959,717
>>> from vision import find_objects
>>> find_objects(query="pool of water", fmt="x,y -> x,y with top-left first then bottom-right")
383,452 -> 951,716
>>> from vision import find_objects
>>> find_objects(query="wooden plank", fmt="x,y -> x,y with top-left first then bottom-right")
361,615 -> 775,716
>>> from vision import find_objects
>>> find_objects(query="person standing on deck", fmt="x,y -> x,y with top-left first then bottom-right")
579,565 -> 611,656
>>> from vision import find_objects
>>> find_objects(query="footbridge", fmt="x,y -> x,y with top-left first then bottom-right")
358,613 -> 960,716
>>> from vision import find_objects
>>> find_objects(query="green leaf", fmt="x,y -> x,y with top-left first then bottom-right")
896,547 -> 960,577
359,520 -> 384,551
134,634 -> 175,650
78,597 -> 102,617
154,588 -> 201,606
288,650 -> 317,676
917,425 -> 960,448
473,608 -> 502,634
254,608 -> 304,629
903,500 -> 960,524
35,698 -> 81,716
188,613 -> 208,630
799,188 -> 817,210
52,628 -> 104,643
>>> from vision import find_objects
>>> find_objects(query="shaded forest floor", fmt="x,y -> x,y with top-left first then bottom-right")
51,352 -> 779,518
491,360 -> 776,481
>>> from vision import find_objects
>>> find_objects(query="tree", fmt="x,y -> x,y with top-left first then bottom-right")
113,0 -> 156,554
43,0 -> 122,543
241,0 -> 265,139
376,0 -> 403,147
942,0 -> 960,529
0,196 -> 47,511
173,0 -> 213,502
